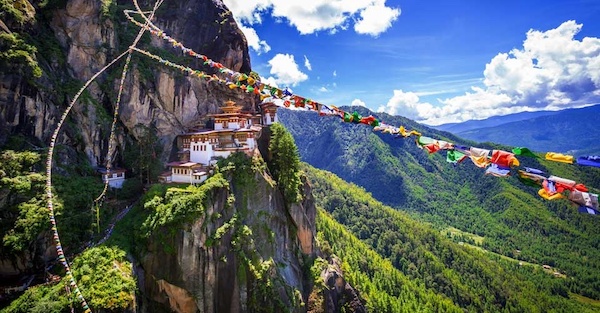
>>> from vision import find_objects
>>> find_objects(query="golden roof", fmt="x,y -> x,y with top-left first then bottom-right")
221,100 -> 243,113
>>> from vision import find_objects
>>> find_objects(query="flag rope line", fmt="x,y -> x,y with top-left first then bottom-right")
123,10 -> 599,213
45,1 -> 162,311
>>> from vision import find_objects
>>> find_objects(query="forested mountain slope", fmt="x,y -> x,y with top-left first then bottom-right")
279,107 -> 600,304
437,104 -> 600,156
308,164 -> 600,312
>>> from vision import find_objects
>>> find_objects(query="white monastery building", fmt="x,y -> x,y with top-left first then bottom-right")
163,100 -> 278,184
98,168 -> 126,189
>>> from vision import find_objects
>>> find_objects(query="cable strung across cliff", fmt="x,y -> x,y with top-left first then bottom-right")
45,1 -> 163,311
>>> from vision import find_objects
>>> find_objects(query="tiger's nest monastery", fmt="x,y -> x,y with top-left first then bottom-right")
160,100 -> 278,184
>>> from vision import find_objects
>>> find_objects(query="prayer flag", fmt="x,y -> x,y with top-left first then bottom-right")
568,190 -> 599,210
576,156 -> 600,168
525,167 -> 544,175
512,147 -> 538,158
447,150 -> 468,164
538,188 -> 564,200
578,207 -> 599,215
517,170 -> 544,187
469,147 -> 491,168
485,164 -> 511,177
545,152 -> 574,164
491,150 -> 520,167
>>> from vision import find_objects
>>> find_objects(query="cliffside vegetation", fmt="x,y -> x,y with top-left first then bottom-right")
2,246 -> 136,313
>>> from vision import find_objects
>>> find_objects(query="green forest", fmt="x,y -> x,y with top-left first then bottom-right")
308,164 -> 600,312
279,108 -> 600,308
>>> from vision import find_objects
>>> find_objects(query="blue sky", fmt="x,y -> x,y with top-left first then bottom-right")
222,0 -> 600,125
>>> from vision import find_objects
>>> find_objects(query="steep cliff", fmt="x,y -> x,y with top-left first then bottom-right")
1,0 -> 254,167
135,150 -> 365,312
0,0 -> 253,277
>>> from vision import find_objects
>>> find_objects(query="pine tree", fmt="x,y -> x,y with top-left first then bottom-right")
268,123 -> 302,204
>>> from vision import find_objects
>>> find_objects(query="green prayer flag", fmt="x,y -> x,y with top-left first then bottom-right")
352,111 -> 362,124
417,136 -> 436,146
343,112 -> 353,122
512,147 -> 538,158
447,150 -> 466,163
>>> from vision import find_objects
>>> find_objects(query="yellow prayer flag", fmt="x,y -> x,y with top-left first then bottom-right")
545,152 -> 574,164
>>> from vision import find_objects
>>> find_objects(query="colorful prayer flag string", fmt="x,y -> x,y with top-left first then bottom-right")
124,9 -> 599,211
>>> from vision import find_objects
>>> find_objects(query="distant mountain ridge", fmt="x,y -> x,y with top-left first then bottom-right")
432,104 -> 600,155
433,110 -> 560,133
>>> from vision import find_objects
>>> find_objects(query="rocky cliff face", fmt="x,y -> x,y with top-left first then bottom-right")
137,150 -> 365,312
0,0 -> 253,167
139,162 -> 313,312
0,0 -> 254,281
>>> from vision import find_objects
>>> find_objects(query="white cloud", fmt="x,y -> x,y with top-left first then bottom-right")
222,0 -> 271,24
377,90 -> 436,121
354,3 -> 400,36
319,86 -> 330,92
351,99 -> 367,107
223,0 -> 399,36
260,76 -> 279,88
388,21 -> 600,125
238,24 -> 271,54
333,70 -> 337,77
304,55 -> 312,71
267,53 -> 308,86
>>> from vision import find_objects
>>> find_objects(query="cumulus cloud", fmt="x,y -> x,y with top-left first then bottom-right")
318,86 -> 330,92
223,0 -> 399,36
304,55 -> 312,71
222,0 -> 271,24
354,3 -> 400,36
378,21 -> 600,125
266,53 -> 308,86
333,70 -> 337,77
377,90 -> 436,121
238,24 -> 271,54
260,76 -> 279,89
351,99 -> 367,107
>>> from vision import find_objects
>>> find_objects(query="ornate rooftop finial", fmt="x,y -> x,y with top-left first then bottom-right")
221,100 -> 243,114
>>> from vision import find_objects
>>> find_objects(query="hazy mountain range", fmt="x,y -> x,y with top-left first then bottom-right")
432,104 -> 600,156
